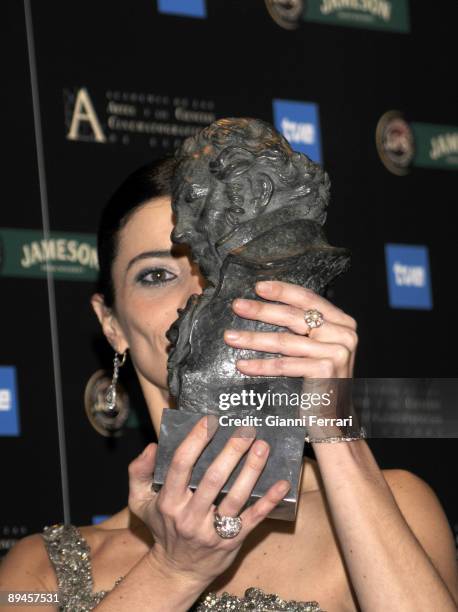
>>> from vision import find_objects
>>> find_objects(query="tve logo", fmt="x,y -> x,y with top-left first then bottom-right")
92,515 -> 111,525
273,99 -> 322,162
385,244 -> 432,310
157,0 -> 206,18
0,366 -> 20,436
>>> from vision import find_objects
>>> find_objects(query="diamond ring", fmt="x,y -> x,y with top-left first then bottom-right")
304,309 -> 324,336
214,510 -> 242,539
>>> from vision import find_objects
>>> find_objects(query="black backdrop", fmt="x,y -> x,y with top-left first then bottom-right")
1,0 -> 457,557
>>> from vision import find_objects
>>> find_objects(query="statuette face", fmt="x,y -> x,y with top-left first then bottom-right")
171,118 -> 330,285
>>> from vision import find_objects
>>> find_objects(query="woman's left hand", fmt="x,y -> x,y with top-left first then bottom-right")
222,283 -> 458,612
224,280 -> 358,380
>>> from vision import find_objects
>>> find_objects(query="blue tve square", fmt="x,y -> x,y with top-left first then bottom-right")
385,244 -> 433,310
92,515 -> 111,525
0,366 -> 20,436
273,99 -> 322,162
157,0 -> 206,18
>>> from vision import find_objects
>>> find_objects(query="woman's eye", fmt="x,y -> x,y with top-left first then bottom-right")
136,268 -> 177,286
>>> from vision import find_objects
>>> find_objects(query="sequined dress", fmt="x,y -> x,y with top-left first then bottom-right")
41,523 -> 324,611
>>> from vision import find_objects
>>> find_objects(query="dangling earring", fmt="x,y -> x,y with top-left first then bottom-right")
105,351 -> 127,411
84,350 -> 130,437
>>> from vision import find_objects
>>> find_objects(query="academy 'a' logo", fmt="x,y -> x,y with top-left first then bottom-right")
66,88 -> 106,143
429,132 -> 458,161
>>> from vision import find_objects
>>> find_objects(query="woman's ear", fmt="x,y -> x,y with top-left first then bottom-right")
91,293 -> 129,353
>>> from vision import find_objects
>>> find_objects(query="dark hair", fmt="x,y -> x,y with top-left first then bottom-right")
97,157 -> 177,308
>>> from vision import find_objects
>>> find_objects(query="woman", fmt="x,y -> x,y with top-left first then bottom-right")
0,155 -> 457,612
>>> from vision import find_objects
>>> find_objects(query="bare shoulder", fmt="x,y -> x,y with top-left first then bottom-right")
382,467 -> 452,522
383,468 -> 458,602
0,532 -> 56,591
382,468 -> 454,539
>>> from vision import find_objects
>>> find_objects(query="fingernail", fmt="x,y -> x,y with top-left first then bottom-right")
279,481 -> 291,495
225,330 -> 240,341
256,281 -> 273,292
141,443 -> 151,457
235,425 -> 256,439
237,359 -> 248,366
253,440 -> 268,456
205,414 -> 219,434
233,298 -> 249,309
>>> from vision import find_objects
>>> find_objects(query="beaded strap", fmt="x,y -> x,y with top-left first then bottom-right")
41,523 -> 123,611
193,586 -> 325,611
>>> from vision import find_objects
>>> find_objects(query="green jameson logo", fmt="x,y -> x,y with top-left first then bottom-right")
0,228 -> 98,281
303,0 -> 410,32
411,124 -> 458,170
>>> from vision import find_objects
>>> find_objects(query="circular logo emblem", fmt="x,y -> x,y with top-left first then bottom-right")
84,369 -> 130,437
376,111 -> 415,176
265,0 -> 304,30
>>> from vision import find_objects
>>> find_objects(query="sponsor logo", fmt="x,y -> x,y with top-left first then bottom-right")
303,0 -> 410,32
66,87 -> 106,143
273,99 -> 322,162
376,111 -> 414,176
64,87 -> 216,152
92,515 -> 111,525
0,367 -> 20,436
377,112 -> 458,173
0,229 -> 98,281
157,0 -> 206,18
265,0 -> 304,29
411,124 -> 458,170
0,525 -> 28,558
0,389 -> 11,411
385,244 -> 432,310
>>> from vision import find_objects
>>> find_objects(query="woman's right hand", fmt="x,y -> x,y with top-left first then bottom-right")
127,415 -> 290,589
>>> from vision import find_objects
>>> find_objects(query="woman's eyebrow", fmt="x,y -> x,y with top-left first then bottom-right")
126,250 -> 172,273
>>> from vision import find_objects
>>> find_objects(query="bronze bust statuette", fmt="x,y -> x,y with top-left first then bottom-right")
153,118 -> 350,520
